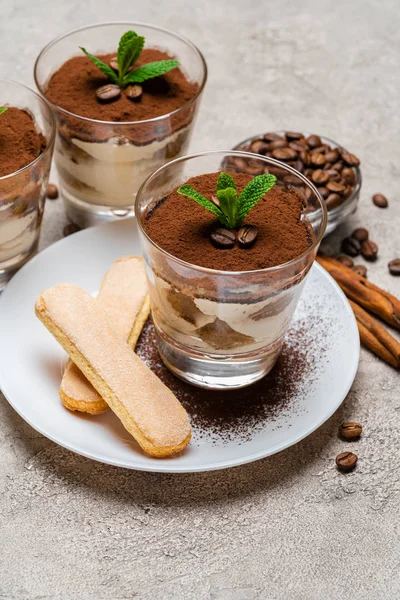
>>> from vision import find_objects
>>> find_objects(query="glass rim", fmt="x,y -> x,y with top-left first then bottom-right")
33,21 -> 208,126
233,130 -> 362,218
0,78 -> 56,182
135,150 -> 328,276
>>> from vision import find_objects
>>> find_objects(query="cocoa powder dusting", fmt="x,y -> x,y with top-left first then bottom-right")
45,50 -> 198,122
0,107 -> 46,177
145,171 -> 312,271
135,317 -> 318,443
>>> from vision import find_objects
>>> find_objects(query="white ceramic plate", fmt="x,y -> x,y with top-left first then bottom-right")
0,219 -> 359,473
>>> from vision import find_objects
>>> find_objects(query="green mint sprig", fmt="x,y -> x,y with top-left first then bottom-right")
177,172 -> 276,229
80,30 -> 180,88
0,107 -> 8,116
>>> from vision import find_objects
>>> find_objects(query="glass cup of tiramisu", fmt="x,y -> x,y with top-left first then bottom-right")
0,80 -> 55,290
34,22 -> 207,227
136,151 -> 327,389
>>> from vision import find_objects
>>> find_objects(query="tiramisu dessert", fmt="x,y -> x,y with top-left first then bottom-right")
0,104 -> 52,286
139,163 -> 324,387
37,26 -> 205,224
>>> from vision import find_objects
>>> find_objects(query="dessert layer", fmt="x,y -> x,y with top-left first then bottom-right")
0,107 -> 46,177
145,171 -> 313,271
45,49 -> 198,123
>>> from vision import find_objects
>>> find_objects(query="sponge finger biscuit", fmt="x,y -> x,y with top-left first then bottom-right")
60,256 -> 150,414
36,284 -> 192,458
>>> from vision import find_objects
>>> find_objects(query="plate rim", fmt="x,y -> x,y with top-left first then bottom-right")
0,220 -> 360,473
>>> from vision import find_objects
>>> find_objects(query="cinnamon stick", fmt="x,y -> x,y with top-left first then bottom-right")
317,255 -> 400,330
349,300 -> 400,369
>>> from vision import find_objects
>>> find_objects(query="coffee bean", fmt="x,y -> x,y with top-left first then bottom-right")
326,181 -> 345,194
351,227 -> 369,242
263,132 -> 282,142
323,162 -> 333,171
318,186 -> 329,199
337,255 -> 354,268
336,451 -> 358,471
289,141 -> 307,152
284,175 -> 302,186
325,149 -> 340,163
95,84 -> 121,102
249,139 -> 269,154
326,193 -> 342,210
230,157 -> 248,172
339,422 -> 362,440
295,159 -> 304,173
360,239 -> 378,261
372,193 -> 388,208
271,147 -> 298,161
341,167 -> 356,185
331,161 -> 344,172
341,151 -> 360,167
310,153 -> 326,167
47,183 -> 59,200
306,134 -> 322,148
125,85 -> 143,102
311,169 -> 330,185
310,145 -> 328,155
299,150 -> 311,165
269,139 -> 288,150
388,259 -> 400,275
341,236 -> 361,257
63,223 -> 81,237
325,169 -> 341,181
237,225 -> 258,248
110,57 -> 119,71
285,131 -> 304,141
210,228 -> 236,249
343,185 -> 353,199
353,265 -> 367,278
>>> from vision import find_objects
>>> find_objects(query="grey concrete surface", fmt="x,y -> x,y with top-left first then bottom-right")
1,0 -> 400,598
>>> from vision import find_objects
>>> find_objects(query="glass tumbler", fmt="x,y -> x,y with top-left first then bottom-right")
136,151 -> 327,390
34,22 -> 207,228
0,80 -> 55,291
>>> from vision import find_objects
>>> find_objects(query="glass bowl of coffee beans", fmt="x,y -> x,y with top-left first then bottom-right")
232,131 -> 361,235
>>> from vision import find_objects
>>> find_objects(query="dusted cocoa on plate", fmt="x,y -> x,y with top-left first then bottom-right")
35,24 -> 206,226
0,85 -> 54,289
136,151 -> 327,389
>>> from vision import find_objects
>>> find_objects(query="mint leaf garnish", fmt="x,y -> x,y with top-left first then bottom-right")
216,172 -> 237,193
237,174 -> 277,222
123,60 -> 180,85
0,107 -> 8,116
177,173 -> 276,229
80,47 -> 119,84
117,31 -> 145,81
177,184 -> 229,227
80,31 -> 180,90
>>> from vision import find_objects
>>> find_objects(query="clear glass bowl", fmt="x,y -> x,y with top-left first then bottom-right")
233,131 -> 362,236
34,22 -> 207,227
0,80 -> 55,290
135,150 -> 327,390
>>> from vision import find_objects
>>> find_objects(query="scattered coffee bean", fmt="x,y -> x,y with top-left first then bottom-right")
109,57 -> 119,71
388,259 -> 400,275
372,193 -> 388,208
336,451 -> 358,471
353,265 -> 367,278
47,183 -> 59,200
306,134 -> 322,148
341,151 -> 360,167
339,422 -> 363,440
341,236 -> 361,257
326,181 -> 345,194
360,239 -> 378,261
310,153 -> 326,167
337,255 -> 354,268
237,225 -> 258,248
210,228 -> 236,249
325,193 -> 342,210
63,223 -> 81,237
351,227 -> 369,242
285,131 -> 304,141
125,85 -> 143,102
311,169 -> 330,185
95,84 -> 121,102
271,147 -> 298,161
